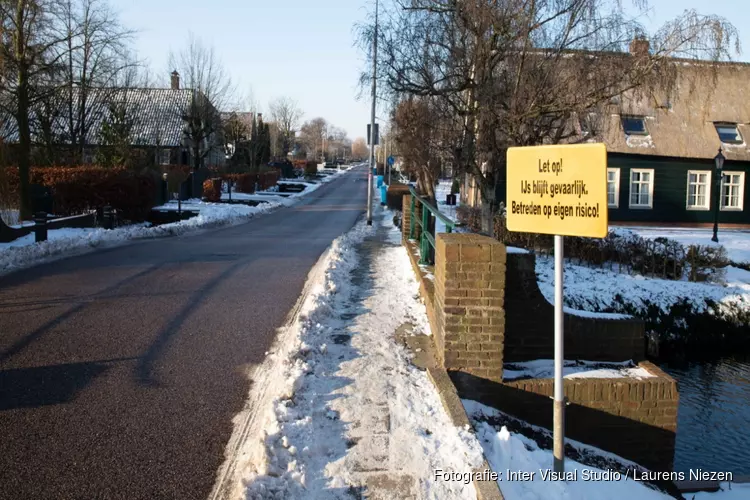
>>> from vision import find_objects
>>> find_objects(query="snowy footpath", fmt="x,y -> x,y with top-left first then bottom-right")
217,205 -> 484,500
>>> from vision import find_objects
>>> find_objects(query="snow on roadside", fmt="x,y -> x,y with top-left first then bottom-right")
0,202 -> 282,276
234,206 -> 484,499
0,173 -> 348,276
534,255 -> 750,320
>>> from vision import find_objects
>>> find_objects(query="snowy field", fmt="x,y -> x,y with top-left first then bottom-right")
535,255 -> 750,320
612,226 -> 750,265
464,401 -> 747,500
222,206 -> 484,500
0,170 -> 349,276
435,180 -> 460,233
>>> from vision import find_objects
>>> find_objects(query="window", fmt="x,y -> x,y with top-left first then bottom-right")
720,172 -> 745,211
622,116 -> 648,135
629,169 -> 654,208
159,149 -> 171,165
715,123 -> 743,144
686,170 -> 711,210
607,168 -> 620,208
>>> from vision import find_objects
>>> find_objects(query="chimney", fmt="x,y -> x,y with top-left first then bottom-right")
629,37 -> 650,57
170,71 -> 180,90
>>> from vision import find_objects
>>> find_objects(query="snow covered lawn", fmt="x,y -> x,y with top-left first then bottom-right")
435,179 -> 460,234
226,206 -> 484,499
613,226 -> 750,265
464,401 -> 749,500
535,255 -> 750,320
503,360 -> 655,381
464,401 -> 673,500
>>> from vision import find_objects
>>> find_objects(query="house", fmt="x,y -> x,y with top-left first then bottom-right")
461,42 -> 750,228
0,71 -> 225,168
596,57 -> 750,227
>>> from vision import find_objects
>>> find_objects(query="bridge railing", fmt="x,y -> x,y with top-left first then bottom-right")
408,185 -> 460,265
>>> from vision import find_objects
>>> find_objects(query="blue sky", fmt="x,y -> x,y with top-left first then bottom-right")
119,0 -> 748,140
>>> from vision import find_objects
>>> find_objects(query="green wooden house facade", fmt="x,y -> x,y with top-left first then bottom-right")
485,56 -> 750,227
607,154 -> 750,226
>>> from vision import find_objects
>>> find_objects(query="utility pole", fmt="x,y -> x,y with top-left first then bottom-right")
366,0 -> 379,226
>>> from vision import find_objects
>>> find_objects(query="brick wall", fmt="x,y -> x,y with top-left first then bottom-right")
504,252 -> 646,362
452,361 -> 678,471
434,233 -> 506,382
401,194 -> 412,242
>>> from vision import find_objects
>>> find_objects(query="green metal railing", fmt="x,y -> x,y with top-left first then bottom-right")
408,186 -> 458,265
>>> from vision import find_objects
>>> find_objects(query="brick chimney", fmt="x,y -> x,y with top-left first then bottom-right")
629,37 -> 650,57
170,71 -> 180,90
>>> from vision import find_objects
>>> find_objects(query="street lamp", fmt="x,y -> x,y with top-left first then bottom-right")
712,148 -> 725,243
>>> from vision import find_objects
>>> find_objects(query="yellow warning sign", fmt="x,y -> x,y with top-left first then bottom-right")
506,143 -> 608,238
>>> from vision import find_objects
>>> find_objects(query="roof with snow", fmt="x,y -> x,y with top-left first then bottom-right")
0,87 -> 211,148
593,62 -> 750,162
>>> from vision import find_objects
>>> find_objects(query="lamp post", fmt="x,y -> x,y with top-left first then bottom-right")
712,148 -> 725,243
366,0 -> 379,226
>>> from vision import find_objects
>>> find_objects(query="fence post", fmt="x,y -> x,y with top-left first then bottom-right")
409,195 -> 416,240
420,201 -> 430,265
34,211 -> 48,243
102,205 -> 114,229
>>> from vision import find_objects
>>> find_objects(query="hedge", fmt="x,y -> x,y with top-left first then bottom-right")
221,170 -> 279,193
2,166 -> 158,222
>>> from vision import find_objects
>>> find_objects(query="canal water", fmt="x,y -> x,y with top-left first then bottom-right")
661,356 -> 750,476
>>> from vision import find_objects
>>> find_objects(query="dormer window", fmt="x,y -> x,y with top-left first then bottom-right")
622,116 -> 648,136
714,123 -> 743,144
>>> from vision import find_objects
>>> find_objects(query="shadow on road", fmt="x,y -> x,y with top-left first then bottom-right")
0,357 -> 138,411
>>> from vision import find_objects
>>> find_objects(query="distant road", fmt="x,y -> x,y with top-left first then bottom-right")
0,166 -> 367,499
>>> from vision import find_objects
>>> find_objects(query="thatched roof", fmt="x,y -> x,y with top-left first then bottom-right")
0,87 -> 211,148
589,61 -> 750,162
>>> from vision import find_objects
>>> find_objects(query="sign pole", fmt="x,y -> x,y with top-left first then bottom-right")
553,234 -> 565,473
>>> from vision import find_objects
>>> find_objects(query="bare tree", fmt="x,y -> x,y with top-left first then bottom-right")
361,0 -> 740,232
299,117 -> 327,161
168,32 -> 234,172
0,0 -> 73,218
392,98 -> 444,203
268,96 -> 302,157
351,137 -> 368,159
57,0 -> 135,161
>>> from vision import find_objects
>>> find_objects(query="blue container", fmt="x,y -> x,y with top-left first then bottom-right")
376,175 -> 384,188
380,184 -> 388,204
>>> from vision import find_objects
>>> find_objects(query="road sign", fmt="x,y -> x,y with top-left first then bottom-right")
506,143 -> 608,238
505,142 -> 608,475
367,123 -> 380,145
387,155 -> 395,166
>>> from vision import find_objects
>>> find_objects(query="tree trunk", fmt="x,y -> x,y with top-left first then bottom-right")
480,181 -> 497,237
15,4 -> 32,220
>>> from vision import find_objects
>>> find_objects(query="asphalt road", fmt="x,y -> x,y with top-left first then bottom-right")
0,166 -> 368,500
